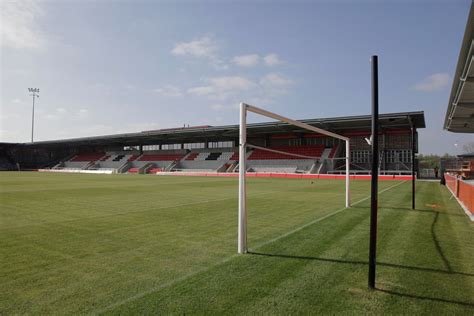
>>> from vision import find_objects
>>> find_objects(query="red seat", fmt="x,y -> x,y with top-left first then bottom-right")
248,145 -> 324,160
128,155 -> 139,162
147,167 -> 163,173
70,153 -> 105,162
186,153 -> 199,160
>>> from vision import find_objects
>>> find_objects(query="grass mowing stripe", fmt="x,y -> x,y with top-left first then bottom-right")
0,190 -> 281,232
250,180 -> 407,251
97,180 -> 407,314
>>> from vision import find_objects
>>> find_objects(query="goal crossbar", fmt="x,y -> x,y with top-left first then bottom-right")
246,104 -> 349,142
238,103 -> 351,254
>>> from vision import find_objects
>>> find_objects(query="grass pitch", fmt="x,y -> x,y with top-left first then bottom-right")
0,172 -> 473,314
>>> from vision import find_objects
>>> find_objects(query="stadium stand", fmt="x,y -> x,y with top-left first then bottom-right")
127,155 -> 139,162
243,145 -> 325,173
248,145 -> 324,160
87,153 -> 136,172
172,149 -> 238,172
138,153 -> 184,161
0,155 -> 16,171
9,111 -> 425,176
147,167 -> 163,174
53,153 -> 107,171
121,150 -> 187,174
230,152 -> 239,161
128,167 -> 140,173
185,152 -> 199,160
328,145 -> 338,158
70,153 -> 105,162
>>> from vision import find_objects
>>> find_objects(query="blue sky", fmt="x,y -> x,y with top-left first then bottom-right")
1,0 -> 472,154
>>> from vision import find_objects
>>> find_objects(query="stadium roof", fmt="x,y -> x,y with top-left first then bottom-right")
20,111 -> 425,148
445,3 -> 474,133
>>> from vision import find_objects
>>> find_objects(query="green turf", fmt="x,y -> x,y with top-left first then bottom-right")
0,172 -> 473,314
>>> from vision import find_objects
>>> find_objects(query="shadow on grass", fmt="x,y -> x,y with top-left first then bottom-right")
249,198 -> 474,307
248,251 -> 474,307
248,251 -> 473,277
375,288 -> 474,308
431,212 -> 452,272
351,205 -> 465,217
351,206 -> 462,275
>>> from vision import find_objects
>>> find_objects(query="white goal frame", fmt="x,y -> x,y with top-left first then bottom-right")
238,102 -> 351,254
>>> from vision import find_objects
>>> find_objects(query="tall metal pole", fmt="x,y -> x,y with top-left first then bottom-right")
368,55 -> 379,289
28,88 -> 39,143
31,93 -> 36,143
238,102 -> 247,254
412,127 -> 416,209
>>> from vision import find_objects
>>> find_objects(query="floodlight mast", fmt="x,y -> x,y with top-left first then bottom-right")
28,88 -> 40,143
238,102 -> 351,254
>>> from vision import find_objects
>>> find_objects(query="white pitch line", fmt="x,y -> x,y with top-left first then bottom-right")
96,180 -> 407,314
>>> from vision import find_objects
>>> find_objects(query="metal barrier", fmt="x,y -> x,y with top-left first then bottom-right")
444,173 -> 474,221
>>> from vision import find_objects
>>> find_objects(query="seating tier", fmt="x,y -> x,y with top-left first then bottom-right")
138,153 -> 184,161
70,153 -> 105,162
248,145 -> 324,160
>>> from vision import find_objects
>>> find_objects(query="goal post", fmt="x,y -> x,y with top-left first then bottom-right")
238,102 -> 351,254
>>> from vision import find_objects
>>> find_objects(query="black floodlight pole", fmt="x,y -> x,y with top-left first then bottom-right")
412,126 -> 416,209
368,55 -> 379,290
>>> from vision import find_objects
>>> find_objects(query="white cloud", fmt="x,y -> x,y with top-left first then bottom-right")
172,36 -> 217,58
0,0 -> 46,50
123,122 -> 161,133
413,73 -> 450,92
77,109 -> 88,118
263,54 -> 282,66
124,84 -> 136,91
43,107 -> 87,120
211,76 -> 256,90
189,73 -> 293,103
43,108 -> 69,120
209,104 -> 225,111
0,128 -> 25,141
154,85 -> 183,97
171,36 -> 228,70
247,97 -> 275,106
188,76 -> 256,100
232,54 -> 260,67
11,99 -> 22,104
260,73 -> 293,88
44,114 -> 58,120
189,86 -> 215,96
80,124 -> 117,136
209,103 -> 239,111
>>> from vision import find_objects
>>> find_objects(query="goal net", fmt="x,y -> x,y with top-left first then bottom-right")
238,102 -> 351,254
